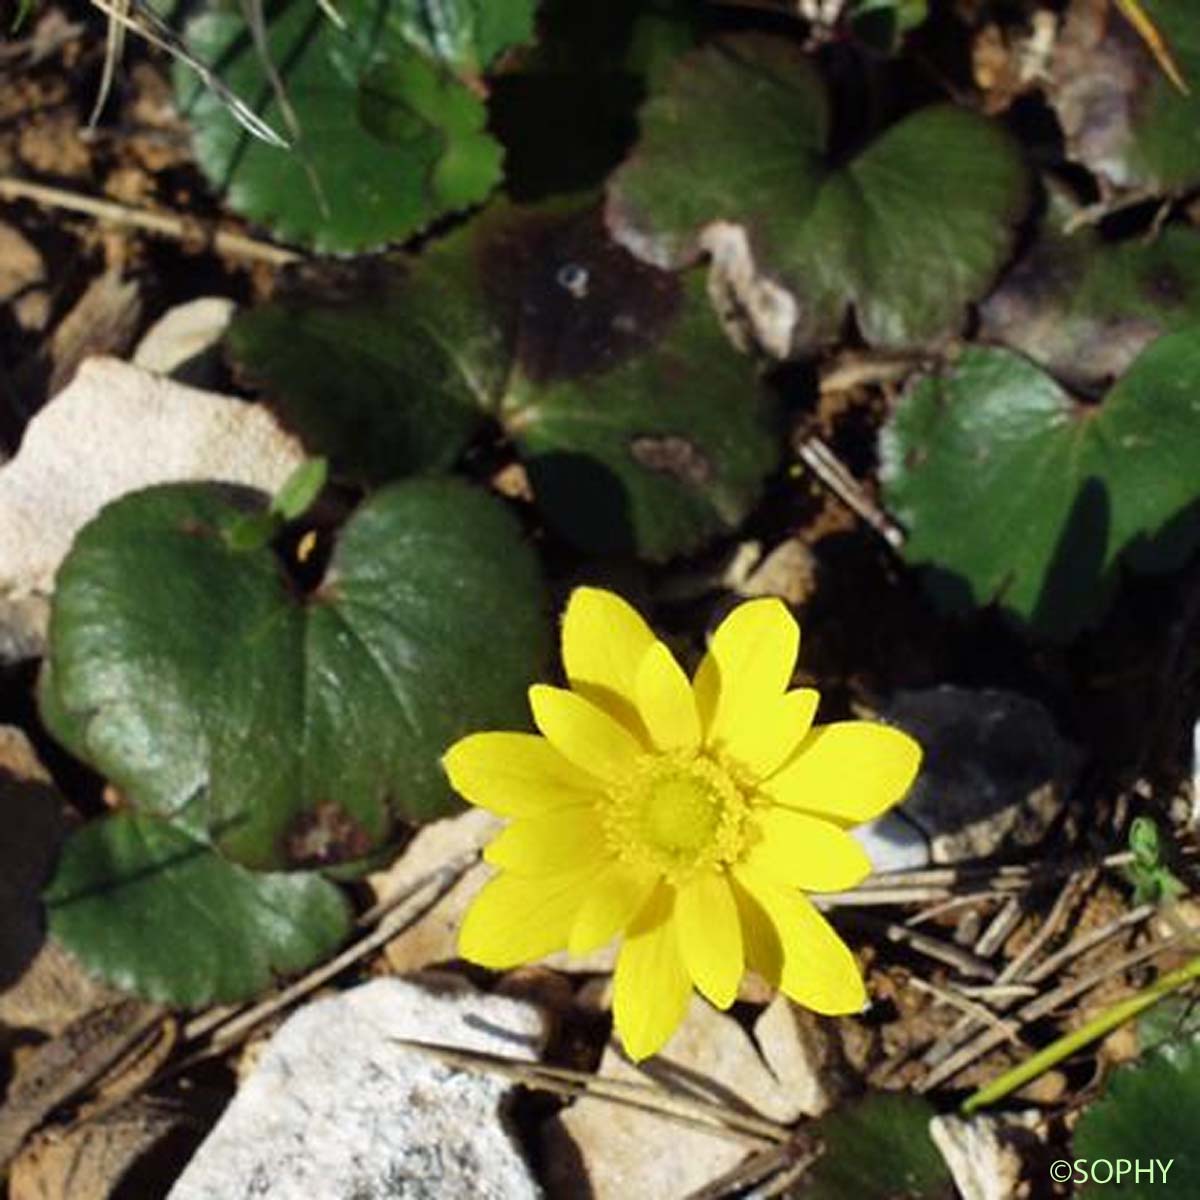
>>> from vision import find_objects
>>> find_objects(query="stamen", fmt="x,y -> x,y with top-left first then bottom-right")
601,750 -> 753,884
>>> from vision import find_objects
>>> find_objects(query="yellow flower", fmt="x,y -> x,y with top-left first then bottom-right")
444,587 -> 921,1060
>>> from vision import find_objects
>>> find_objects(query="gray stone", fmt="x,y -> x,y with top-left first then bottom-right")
0,594 -> 48,664
541,1041 -> 747,1200
0,357 -> 304,599
133,297 -> 235,387
856,687 -> 1078,871
169,975 -> 548,1200
542,993 -> 844,1200
852,810 -> 930,872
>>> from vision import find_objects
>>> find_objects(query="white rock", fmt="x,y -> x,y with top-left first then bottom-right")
169,975 -> 548,1200
852,810 -> 931,873
544,995 -> 830,1198
753,995 -> 843,1119
133,297 -> 235,385
929,1112 -> 1035,1200
542,1042 -> 748,1200
370,808 -> 499,974
647,994 -> 819,1125
0,357 -> 304,600
0,594 -> 49,663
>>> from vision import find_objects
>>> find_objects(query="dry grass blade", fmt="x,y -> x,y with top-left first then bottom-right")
682,1140 -> 819,1200
1114,0 -> 1189,94
87,0 -> 128,128
86,0 -> 290,148
920,873 -> 1090,1071
907,977 -> 1021,1045
314,0 -> 346,30
794,433 -> 906,550
919,926 -> 1185,1093
238,0 -> 301,142
390,1040 -> 791,1147
0,176 -> 301,265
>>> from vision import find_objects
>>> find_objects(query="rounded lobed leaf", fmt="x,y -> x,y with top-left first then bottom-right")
981,184 -> 1200,389
606,33 -> 1029,355
227,259 -> 495,483
177,0 -> 534,252
228,200 -> 781,560
1049,0 -> 1200,195
46,478 -> 551,869
1073,1037 -> 1200,1197
881,333 -> 1200,639
45,813 -> 352,1007
803,1093 -> 953,1199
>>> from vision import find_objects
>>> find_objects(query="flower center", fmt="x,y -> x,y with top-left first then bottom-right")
602,751 -> 752,884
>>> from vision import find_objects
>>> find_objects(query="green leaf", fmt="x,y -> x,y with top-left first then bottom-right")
228,201 -> 781,559
1073,1037 -> 1200,1197
11,0 -> 39,33
46,478 -> 550,869
1130,815 -> 1165,871
177,0 -> 534,252
1137,995 -> 1200,1055
228,256 -> 498,482
981,185 -> 1200,388
606,34 -> 1029,356
803,1093 -> 953,1199
1051,0 -> 1200,194
1125,817 -> 1185,907
36,662 -> 92,768
45,813 -> 351,1006
846,0 -> 928,52
225,509 -> 283,553
271,458 -> 328,521
880,333 -> 1200,640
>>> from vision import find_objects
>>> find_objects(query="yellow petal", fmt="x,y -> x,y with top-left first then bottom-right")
562,587 -> 657,733
443,732 -> 605,817
733,866 -> 866,1014
529,684 -> 642,783
761,722 -> 922,825
729,873 -> 784,986
484,808 -> 606,875
716,688 -> 819,781
635,642 -> 701,752
459,867 -> 600,968
568,860 -> 659,955
675,871 -> 743,1008
613,883 -> 693,1060
693,598 -> 799,746
743,807 -> 871,892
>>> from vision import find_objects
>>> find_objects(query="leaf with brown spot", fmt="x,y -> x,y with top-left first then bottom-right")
229,200 -> 781,560
1049,0 -> 1200,193
284,802 -> 375,868
605,34 -> 1029,356
980,180 -> 1200,388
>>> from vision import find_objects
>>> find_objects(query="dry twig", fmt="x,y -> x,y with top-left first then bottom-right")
0,176 -> 300,266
